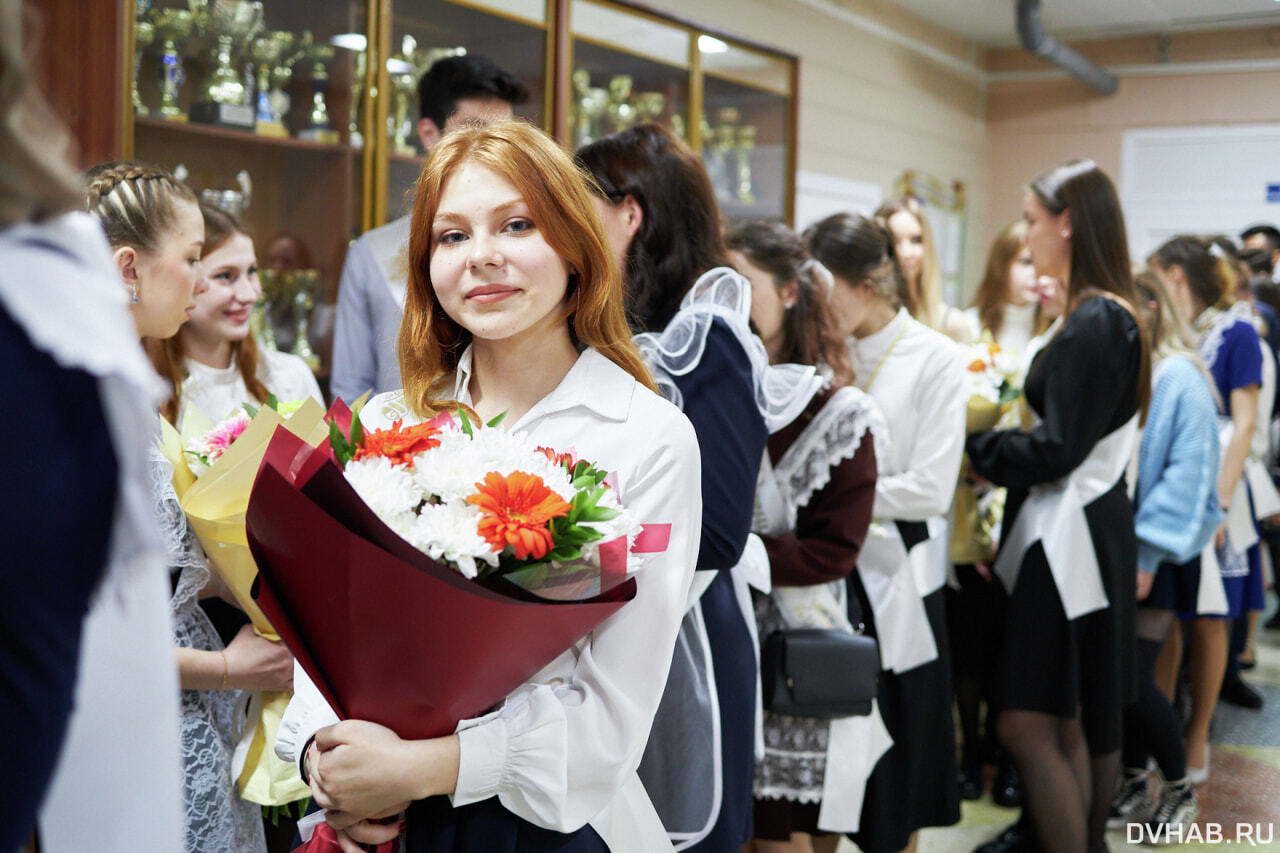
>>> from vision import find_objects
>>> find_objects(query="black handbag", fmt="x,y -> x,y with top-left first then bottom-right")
761,627 -> 880,719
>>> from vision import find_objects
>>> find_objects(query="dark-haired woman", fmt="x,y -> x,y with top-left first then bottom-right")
1150,234 -> 1265,781
806,212 -> 965,853
967,159 -> 1150,853
727,221 -> 888,853
579,125 -> 818,852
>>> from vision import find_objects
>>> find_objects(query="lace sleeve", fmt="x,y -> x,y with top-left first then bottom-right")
775,386 -> 890,512
148,446 -> 209,608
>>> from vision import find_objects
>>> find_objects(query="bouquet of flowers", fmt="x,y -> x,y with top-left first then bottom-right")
329,408 -> 644,595
246,401 -> 668,742
158,396 -> 329,807
962,337 -> 1021,434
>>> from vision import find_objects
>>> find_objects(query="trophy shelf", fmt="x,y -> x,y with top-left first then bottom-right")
134,115 -> 360,156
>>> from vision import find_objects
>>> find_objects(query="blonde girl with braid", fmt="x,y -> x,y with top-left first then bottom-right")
88,162 -> 286,853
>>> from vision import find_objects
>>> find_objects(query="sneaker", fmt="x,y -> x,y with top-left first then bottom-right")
1107,770 -> 1153,828
1144,781 -> 1198,845
1220,671 -> 1264,709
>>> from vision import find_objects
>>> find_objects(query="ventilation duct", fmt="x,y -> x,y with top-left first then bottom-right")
1016,0 -> 1118,94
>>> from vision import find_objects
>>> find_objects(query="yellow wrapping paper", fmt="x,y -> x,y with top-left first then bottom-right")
158,399 -> 330,806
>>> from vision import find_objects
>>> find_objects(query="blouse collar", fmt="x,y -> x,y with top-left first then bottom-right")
853,307 -> 910,362
451,344 -> 634,428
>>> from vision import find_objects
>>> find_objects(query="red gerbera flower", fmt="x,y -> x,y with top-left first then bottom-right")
354,420 -> 443,467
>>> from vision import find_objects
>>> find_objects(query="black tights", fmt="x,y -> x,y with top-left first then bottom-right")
1122,609 -> 1186,781
999,709 -> 1117,853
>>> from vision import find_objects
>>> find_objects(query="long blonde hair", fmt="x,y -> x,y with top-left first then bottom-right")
0,0 -> 82,227
876,196 -> 943,328
399,120 -> 655,417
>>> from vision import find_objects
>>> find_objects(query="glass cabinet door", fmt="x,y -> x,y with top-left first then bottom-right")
383,0 -> 548,222
569,0 -> 690,151
699,39 -> 793,223
132,0 -> 370,379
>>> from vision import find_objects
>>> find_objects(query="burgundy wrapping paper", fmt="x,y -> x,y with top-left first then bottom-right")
247,428 -> 636,741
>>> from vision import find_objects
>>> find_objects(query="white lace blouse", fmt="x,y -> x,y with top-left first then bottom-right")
276,347 -> 702,849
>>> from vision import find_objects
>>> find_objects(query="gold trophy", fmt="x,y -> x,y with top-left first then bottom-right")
605,75 -> 637,134
734,124 -> 757,204
189,0 -> 264,128
634,91 -> 666,124
254,269 -> 288,351
348,47 -> 367,148
289,269 -> 321,371
247,31 -> 294,136
152,8 -> 195,121
298,43 -> 339,144
711,107 -> 740,203
570,69 -> 608,149
389,37 -> 465,155
133,14 -> 155,115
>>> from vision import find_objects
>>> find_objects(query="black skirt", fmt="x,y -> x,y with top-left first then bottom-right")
403,797 -> 607,853
996,484 -> 1136,754
1146,555 -> 1200,615
846,582 -> 961,853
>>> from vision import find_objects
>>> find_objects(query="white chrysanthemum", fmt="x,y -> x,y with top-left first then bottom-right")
344,455 -> 424,519
402,501 -> 498,579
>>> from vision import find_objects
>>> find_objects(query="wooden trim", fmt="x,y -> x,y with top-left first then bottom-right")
687,30 -> 702,154
784,59 -> 798,226
371,0 -> 393,229
548,0 -> 571,140
121,0 -> 135,159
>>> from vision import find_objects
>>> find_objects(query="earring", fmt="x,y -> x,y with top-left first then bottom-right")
131,282 -> 138,304
1061,229 -> 1070,238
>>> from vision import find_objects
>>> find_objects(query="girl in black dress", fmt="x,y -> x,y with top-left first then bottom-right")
967,159 -> 1151,853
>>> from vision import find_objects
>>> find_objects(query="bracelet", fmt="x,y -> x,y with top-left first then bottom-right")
219,651 -> 229,692
298,734 -> 318,785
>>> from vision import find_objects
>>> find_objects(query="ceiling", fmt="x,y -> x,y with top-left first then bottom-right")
883,0 -> 1280,46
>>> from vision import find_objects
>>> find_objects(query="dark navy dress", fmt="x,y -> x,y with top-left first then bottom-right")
666,319 -> 769,852
1,301 -> 118,851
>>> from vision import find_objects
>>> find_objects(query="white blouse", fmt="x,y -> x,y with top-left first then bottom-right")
276,346 -> 702,848
178,348 -> 323,426
848,309 -> 966,673
852,308 -> 966,525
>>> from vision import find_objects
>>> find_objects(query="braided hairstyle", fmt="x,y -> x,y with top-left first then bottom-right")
726,220 -> 854,386
147,203 -> 272,424
85,161 -> 197,253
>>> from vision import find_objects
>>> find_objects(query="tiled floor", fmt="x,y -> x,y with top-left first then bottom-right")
835,601 -> 1280,852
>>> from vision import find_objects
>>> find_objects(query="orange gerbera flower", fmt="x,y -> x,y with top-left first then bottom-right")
354,420 -> 443,467
467,470 -> 572,560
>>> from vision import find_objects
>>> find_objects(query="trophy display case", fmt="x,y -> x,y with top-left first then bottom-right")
383,0 -> 548,221
129,0 -> 371,368
116,0 -> 798,356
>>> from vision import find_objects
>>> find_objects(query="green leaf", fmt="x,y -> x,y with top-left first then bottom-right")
457,407 -> 474,437
350,406 -> 365,447
328,418 -> 353,467
266,392 -> 280,411
485,411 -> 507,428
242,401 -> 259,419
